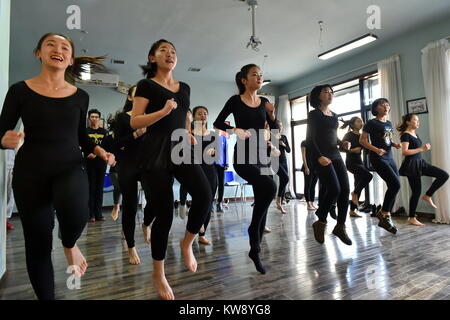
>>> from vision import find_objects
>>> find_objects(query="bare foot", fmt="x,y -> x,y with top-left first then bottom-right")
264,226 -> 272,233
152,273 -> 174,300
276,203 -> 287,214
349,210 -> 362,218
179,239 -> 197,273
111,205 -> 120,221
422,195 -> 437,209
408,217 -> 425,226
198,236 -> 211,245
142,223 -> 151,245
128,247 -> 141,265
63,244 -> 88,277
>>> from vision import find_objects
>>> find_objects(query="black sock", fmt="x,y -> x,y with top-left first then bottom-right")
248,250 -> 266,274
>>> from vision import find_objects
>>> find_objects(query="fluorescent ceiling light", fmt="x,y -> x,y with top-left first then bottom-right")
318,33 -> 378,60
262,79 -> 271,86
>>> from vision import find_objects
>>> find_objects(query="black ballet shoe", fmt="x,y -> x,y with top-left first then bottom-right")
332,224 -> 352,245
376,211 -> 398,234
248,250 -> 266,274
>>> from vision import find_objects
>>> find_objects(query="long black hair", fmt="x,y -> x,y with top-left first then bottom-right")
140,39 -> 176,79
122,85 -> 137,113
235,64 -> 260,94
34,33 -> 106,84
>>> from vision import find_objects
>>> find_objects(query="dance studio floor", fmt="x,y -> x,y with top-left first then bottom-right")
1,200 -> 450,300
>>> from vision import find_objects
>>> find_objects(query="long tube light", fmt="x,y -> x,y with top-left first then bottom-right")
318,33 -> 378,60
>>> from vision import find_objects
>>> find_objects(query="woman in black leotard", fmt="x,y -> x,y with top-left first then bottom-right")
192,106 -> 218,245
114,85 -> 156,264
341,117 -> 373,218
397,114 -> 449,226
274,120 -> 291,214
214,64 -> 278,275
360,98 -> 401,234
0,33 -> 114,300
131,39 -> 211,300
307,84 -> 352,246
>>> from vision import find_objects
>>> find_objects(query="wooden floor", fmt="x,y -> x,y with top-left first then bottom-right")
1,200 -> 450,300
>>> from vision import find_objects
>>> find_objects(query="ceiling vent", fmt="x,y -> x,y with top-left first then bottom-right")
188,67 -> 201,72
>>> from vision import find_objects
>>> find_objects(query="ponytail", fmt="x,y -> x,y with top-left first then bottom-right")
66,55 -> 107,84
235,63 -> 260,94
339,116 -> 360,131
140,39 -> 176,79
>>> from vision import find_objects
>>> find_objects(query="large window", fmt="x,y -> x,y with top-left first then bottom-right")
290,72 -> 380,202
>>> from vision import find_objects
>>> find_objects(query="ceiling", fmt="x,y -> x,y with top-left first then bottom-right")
10,0 -> 450,86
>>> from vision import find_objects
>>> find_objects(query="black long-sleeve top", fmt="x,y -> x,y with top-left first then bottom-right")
306,109 -> 341,167
0,81 -> 96,173
278,134 -> 291,163
213,95 -> 278,165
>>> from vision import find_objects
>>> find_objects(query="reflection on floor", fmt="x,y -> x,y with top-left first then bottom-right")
1,200 -> 450,300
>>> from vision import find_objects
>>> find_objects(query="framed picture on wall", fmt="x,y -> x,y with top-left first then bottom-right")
406,97 -> 428,114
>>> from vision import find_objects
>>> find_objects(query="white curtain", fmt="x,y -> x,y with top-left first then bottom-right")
377,55 -> 410,212
278,94 -> 295,197
422,39 -> 450,224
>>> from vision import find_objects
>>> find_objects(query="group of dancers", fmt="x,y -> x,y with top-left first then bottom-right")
0,33 -> 448,301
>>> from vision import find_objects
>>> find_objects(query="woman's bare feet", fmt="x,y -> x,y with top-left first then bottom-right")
307,201 -> 316,210
128,247 -> 141,265
408,217 -> 425,226
142,223 -> 151,245
111,205 -> 120,221
422,195 -> 437,209
349,210 -> 362,218
180,235 -> 197,273
264,226 -> 272,233
152,261 -> 174,300
63,244 -> 88,277
198,236 -> 211,245
276,203 -> 287,214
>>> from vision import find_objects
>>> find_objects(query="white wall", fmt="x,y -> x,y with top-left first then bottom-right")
0,0 -> 11,280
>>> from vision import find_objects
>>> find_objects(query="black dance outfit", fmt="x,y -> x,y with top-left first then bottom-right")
301,140 -> 318,202
214,95 -> 278,274
0,81 -> 97,300
135,79 -> 211,261
342,131 -> 373,211
399,133 -> 449,218
276,135 -> 290,198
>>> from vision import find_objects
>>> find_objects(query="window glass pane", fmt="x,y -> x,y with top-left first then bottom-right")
331,84 -> 361,114
293,124 -> 307,170
363,75 -> 380,106
291,96 -> 308,121
295,171 -> 304,195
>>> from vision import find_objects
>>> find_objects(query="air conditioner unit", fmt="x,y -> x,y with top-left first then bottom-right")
76,73 -> 120,88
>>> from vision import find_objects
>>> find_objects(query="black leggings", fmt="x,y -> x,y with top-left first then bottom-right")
118,162 -> 155,248
180,184 -> 188,206
142,164 -> 212,261
199,164 -> 217,237
370,155 -> 400,213
406,164 -> 449,217
86,160 -> 106,219
12,165 -> 89,300
347,163 -> 373,211
109,170 -> 121,205
276,161 -> 289,198
314,158 -> 350,225
303,170 -> 318,202
215,164 -> 225,202
234,163 -> 277,252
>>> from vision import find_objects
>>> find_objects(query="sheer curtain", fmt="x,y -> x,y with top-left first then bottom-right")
377,55 -> 410,212
422,39 -> 450,224
278,94 -> 295,197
